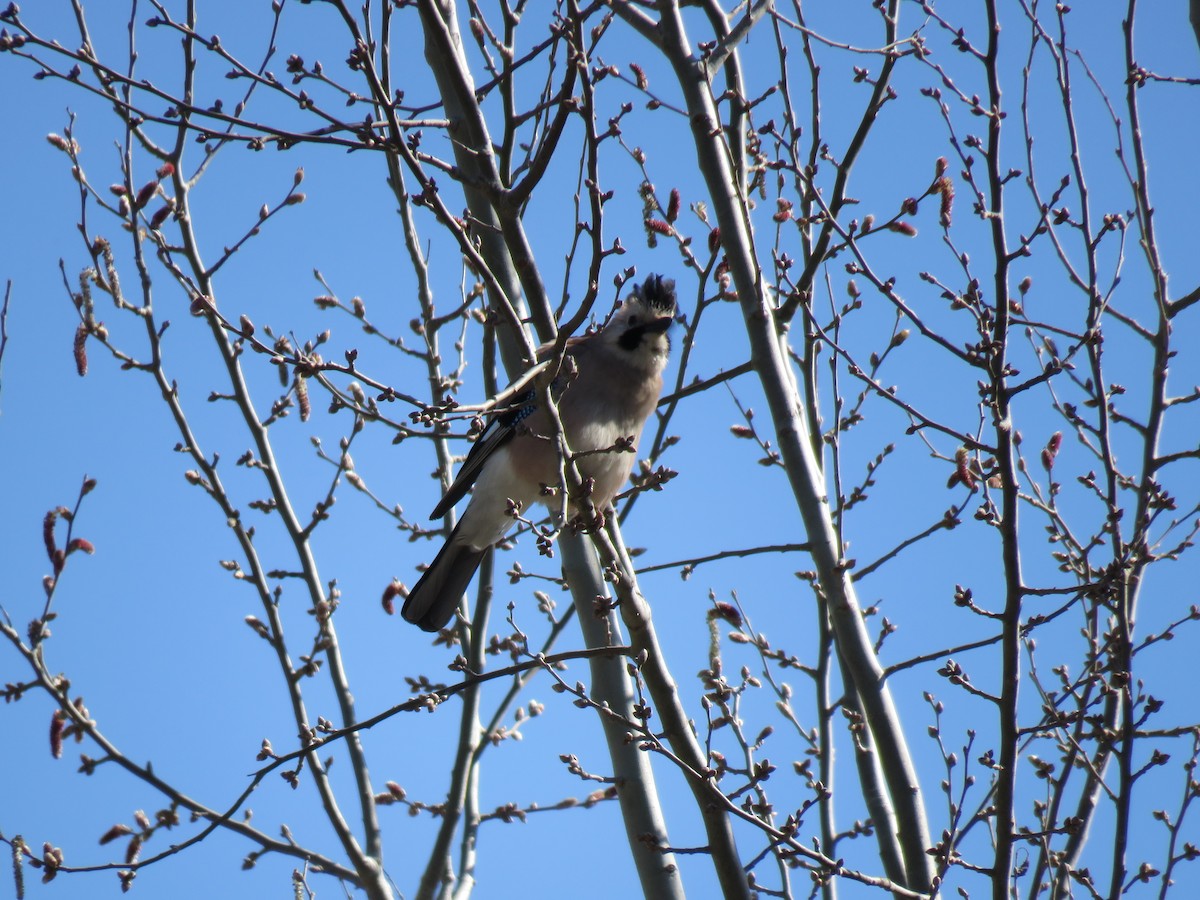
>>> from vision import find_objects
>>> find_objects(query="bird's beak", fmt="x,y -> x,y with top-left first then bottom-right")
644,314 -> 675,334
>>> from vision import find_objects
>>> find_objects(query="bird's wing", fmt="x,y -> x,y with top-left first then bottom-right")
429,387 -> 537,520
430,336 -> 592,520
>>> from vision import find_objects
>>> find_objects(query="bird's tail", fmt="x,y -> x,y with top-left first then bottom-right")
401,523 -> 488,633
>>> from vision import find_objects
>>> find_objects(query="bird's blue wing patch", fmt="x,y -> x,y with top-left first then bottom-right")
429,387 -> 538,520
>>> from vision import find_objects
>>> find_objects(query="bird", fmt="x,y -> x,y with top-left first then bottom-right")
401,274 -> 678,632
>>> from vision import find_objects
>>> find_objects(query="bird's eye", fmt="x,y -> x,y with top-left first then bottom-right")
628,315 -> 640,326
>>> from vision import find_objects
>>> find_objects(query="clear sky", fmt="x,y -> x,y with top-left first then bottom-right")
2,2 -> 1199,899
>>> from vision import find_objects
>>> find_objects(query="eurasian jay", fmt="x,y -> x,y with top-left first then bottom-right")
402,274 -> 678,632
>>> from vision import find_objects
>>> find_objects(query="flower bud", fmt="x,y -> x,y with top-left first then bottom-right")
132,180 -> 159,211
50,710 -> 67,759
380,580 -> 405,615
74,324 -> 88,376
149,204 -> 172,230
666,188 -> 681,223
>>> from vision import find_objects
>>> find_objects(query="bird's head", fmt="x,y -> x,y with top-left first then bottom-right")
603,273 -> 678,371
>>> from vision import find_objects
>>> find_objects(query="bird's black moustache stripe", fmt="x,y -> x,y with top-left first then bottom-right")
618,319 -> 672,351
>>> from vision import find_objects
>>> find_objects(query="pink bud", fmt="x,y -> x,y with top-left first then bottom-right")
132,180 -> 158,211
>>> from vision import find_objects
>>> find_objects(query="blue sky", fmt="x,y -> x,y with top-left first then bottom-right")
2,2 -> 1200,898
